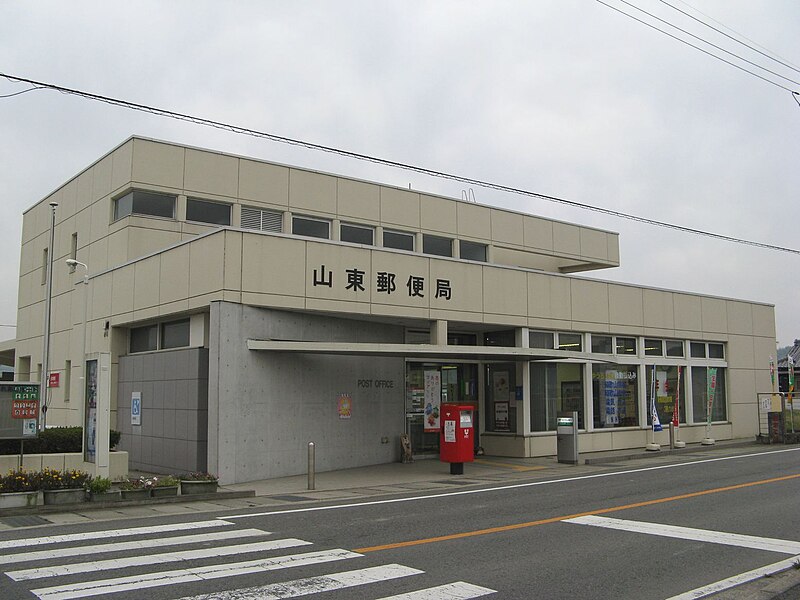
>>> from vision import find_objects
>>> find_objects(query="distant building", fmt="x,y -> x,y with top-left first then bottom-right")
9,137 -> 775,483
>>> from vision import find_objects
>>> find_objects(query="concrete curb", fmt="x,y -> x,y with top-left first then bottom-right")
582,439 -> 759,465
0,489 -> 255,518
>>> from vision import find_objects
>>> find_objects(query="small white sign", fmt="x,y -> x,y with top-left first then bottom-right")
22,419 -> 37,436
444,420 -> 456,443
131,392 -> 142,426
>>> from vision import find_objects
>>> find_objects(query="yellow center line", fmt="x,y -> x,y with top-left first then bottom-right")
473,459 -> 547,472
354,472 -> 800,553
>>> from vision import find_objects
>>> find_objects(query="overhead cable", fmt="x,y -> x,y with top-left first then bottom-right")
1,72 -> 799,256
595,0 -> 800,94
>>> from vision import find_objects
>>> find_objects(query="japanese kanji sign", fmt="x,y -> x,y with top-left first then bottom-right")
312,264 -> 453,301
0,383 -> 40,439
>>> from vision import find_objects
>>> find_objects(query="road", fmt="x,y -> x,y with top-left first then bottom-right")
1,446 -> 799,599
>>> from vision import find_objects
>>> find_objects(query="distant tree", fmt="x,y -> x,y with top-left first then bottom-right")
777,345 -> 793,360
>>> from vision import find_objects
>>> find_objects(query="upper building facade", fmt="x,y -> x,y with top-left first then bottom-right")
12,137 -> 774,483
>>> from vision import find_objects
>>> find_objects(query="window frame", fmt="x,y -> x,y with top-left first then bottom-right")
292,215 -> 330,239
340,222 -> 374,245
186,197 -> 232,226
383,229 -> 415,251
113,190 -> 176,221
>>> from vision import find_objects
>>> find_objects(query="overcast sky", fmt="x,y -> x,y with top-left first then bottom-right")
1,1 -> 798,350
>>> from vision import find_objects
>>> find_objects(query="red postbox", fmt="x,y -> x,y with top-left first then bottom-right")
440,403 -> 475,474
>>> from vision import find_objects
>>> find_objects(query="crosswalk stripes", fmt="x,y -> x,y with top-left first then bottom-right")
0,518 -> 497,599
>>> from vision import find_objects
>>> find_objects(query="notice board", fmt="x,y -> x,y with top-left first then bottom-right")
0,383 -> 40,440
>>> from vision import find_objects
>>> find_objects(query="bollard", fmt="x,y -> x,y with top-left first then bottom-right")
307,442 -> 315,490
669,422 -> 675,449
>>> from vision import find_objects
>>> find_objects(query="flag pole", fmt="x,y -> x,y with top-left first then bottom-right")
701,366 -> 717,445
646,366 -> 661,451
673,366 -> 685,448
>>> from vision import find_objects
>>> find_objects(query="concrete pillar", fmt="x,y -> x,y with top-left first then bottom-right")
516,327 -> 530,436
431,320 -> 448,346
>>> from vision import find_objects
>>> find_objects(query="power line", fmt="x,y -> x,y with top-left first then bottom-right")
1,72 -> 799,257
658,0 -> 800,77
613,0 -> 800,86
595,0 -> 799,94
672,0 -> 800,72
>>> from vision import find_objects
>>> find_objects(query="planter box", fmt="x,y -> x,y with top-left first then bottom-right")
88,490 -> 122,502
120,488 -> 150,500
180,480 -> 218,495
151,485 -> 178,498
42,488 -> 86,505
0,491 -> 38,509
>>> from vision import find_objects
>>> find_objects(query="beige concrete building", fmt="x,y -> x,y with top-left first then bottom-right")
10,136 -> 774,483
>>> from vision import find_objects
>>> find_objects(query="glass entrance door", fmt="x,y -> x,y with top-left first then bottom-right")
405,362 -> 479,456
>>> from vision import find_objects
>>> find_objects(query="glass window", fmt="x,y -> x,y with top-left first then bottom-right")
292,216 -> 330,239
41,248 -> 48,285
644,339 -> 663,356
709,343 -> 724,359
591,335 -> 613,354
130,325 -> 158,353
485,363 -> 516,432
592,363 -> 640,428
616,337 -> 637,355
531,362 -> 584,431
340,223 -> 374,245
383,229 -> 414,251
423,234 -> 452,257
666,340 -> 684,357
485,330 -> 516,347
530,331 -> 555,349
69,233 -> 78,272
690,342 -> 706,358
692,367 -> 727,423
558,333 -> 583,352
241,206 -> 282,232
460,240 -> 487,262
645,365 -> 686,426
448,332 -> 477,345
114,190 -> 175,220
161,319 -> 190,349
186,198 -> 231,225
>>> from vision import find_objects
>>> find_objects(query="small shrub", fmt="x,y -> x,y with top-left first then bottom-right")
180,471 -> 218,481
0,427 -> 122,455
152,475 -> 179,487
86,477 -> 112,494
33,468 -> 90,490
0,469 -> 36,493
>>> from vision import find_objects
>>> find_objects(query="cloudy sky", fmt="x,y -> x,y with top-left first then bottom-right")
1,1 -> 798,348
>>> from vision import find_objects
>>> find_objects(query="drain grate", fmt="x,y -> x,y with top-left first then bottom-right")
0,515 -> 52,528
270,494 -> 316,502
433,479 -> 479,486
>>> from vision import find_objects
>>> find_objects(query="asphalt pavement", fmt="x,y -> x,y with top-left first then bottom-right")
1,438 -> 799,599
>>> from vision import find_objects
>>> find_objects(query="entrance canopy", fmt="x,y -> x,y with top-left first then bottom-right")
246,339 -> 625,363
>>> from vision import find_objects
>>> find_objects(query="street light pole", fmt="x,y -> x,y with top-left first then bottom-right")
66,259 -> 93,470
40,201 -> 58,430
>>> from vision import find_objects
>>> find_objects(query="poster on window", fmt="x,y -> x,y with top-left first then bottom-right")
424,370 -> 441,432
84,359 -> 98,463
495,401 -> 510,431
493,371 -> 510,399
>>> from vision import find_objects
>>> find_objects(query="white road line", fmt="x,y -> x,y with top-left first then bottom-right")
664,554 -> 800,599
9,537 -> 311,580
564,515 -> 800,554
376,581 -> 497,599
219,447 -> 800,519
0,528 -> 271,565
0,519 -> 232,550
175,564 -> 423,599
30,548 -> 362,600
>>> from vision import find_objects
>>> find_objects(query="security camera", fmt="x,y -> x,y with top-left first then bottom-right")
65,259 -> 78,266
